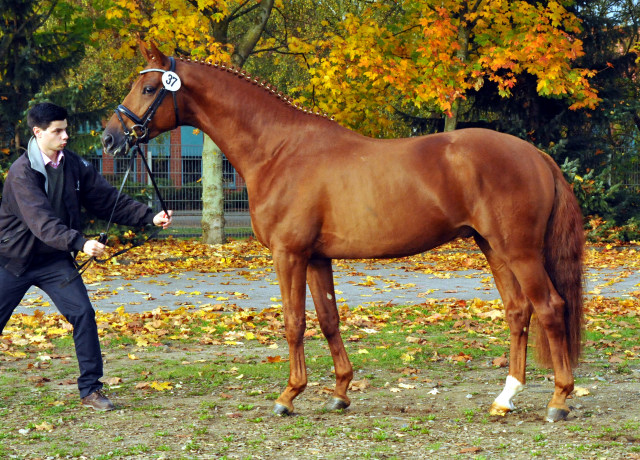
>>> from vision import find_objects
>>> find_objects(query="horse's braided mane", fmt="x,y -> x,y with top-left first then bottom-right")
175,55 -> 335,121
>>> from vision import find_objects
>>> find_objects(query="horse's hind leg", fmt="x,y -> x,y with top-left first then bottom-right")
272,249 -> 310,416
505,252 -> 575,422
476,237 -> 533,416
307,258 -> 353,411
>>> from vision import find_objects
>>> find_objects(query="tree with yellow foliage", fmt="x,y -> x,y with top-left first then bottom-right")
100,0 -> 276,65
292,0 -> 599,135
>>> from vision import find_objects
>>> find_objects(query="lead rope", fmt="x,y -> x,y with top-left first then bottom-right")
61,145 -> 170,287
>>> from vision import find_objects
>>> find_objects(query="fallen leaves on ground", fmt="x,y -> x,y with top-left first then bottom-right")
2,238 -> 638,361
42,237 -> 640,283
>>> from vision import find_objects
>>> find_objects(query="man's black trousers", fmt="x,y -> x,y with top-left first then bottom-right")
0,256 -> 103,398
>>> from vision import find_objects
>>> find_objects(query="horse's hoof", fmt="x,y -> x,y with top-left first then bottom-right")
324,397 -> 350,412
489,402 -> 510,417
546,407 -> 569,423
273,403 -> 293,416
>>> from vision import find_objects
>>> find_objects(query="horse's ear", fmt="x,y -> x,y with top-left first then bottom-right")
139,40 -> 168,66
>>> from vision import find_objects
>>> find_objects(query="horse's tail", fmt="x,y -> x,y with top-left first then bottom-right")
534,153 -> 585,369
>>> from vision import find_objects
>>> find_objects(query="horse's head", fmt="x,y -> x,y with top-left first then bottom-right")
102,42 -> 183,156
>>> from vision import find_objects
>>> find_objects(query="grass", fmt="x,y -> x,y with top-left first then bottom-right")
0,298 -> 638,458
160,226 -> 254,239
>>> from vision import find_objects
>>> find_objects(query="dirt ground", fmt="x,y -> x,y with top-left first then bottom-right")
2,338 -> 639,460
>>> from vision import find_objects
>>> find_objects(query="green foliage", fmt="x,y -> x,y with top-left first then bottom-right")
0,0 -> 112,201
608,188 -> 640,224
0,0 -> 93,150
586,216 -> 640,242
561,158 -> 621,218
562,158 -> 640,241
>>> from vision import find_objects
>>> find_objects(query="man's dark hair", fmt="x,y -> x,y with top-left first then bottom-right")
27,102 -> 68,130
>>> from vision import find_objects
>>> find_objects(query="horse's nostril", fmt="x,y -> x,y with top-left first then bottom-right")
102,133 -> 113,150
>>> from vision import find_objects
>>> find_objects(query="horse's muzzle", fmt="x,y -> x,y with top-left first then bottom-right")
101,131 -> 128,157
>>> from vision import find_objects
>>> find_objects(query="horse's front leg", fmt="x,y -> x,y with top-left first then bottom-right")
272,249 -> 309,416
307,257 -> 353,411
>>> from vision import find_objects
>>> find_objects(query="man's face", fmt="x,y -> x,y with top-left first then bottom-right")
34,120 -> 69,155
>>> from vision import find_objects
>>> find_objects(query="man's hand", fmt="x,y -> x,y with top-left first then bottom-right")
153,210 -> 173,229
83,239 -> 106,258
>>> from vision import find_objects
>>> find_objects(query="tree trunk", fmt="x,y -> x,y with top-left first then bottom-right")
443,105 -> 458,132
444,17 -> 472,132
14,123 -> 20,152
199,1 -> 274,241
231,0 -> 274,67
201,134 -> 225,244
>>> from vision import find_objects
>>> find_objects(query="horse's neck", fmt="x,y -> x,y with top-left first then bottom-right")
181,63 -> 328,184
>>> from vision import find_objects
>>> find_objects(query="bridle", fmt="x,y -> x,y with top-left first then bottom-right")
108,55 -> 179,221
62,57 -> 182,287
114,56 -> 181,147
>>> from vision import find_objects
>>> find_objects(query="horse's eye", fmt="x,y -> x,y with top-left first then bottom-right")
142,86 -> 156,95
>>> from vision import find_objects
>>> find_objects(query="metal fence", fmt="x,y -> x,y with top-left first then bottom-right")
621,162 -> 640,189
86,148 -> 252,239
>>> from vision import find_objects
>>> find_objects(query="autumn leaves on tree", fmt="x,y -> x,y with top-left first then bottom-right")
297,1 -> 598,134
100,0 -> 598,136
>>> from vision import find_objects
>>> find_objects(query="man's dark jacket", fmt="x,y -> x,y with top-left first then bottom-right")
0,137 -> 154,276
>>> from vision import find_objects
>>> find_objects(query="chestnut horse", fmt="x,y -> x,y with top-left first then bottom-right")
102,43 -> 584,422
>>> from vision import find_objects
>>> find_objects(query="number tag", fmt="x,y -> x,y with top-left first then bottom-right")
162,71 -> 181,91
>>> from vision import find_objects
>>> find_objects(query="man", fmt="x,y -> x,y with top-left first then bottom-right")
0,102 -> 172,411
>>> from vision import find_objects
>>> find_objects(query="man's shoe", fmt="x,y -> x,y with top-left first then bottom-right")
81,389 -> 115,411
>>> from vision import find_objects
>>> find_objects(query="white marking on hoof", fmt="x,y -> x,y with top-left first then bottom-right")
327,293 -> 333,301
493,375 -> 524,412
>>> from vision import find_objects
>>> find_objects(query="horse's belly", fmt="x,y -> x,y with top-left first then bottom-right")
314,221 -> 466,259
